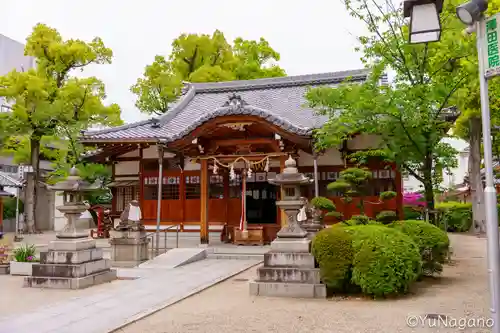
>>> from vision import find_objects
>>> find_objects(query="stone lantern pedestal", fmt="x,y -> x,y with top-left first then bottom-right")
249,157 -> 326,298
109,230 -> 149,267
24,167 -> 116,289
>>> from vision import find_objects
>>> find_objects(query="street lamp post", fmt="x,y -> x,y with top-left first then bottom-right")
405,0 -> 500,329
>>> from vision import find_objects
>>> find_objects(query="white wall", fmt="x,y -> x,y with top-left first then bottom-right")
0,35 -> 35,108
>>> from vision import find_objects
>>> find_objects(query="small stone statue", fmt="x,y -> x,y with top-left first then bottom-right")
115,200 -> 144,231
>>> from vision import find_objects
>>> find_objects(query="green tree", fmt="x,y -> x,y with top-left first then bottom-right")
328,167 -> 372,215
306,0 -> 469,221
0,24 -> 122,232
131,30 -> 286,115
443,0 -> 500,232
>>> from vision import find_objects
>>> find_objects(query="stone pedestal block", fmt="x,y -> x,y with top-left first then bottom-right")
109,231 -> 149,268
0,264 -> 9,275
250,237 -> 326,299
24,237 -> 116,289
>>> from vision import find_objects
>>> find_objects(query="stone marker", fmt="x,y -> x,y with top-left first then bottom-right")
24,167 -> 116,289
249,156 -> 326,298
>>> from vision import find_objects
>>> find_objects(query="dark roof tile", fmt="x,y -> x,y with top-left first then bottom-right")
82,69 -> 371,142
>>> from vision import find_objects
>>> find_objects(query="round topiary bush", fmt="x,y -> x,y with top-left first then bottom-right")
344,225 -> 422,297
436,202 -> 472,232
312,227 -> 354,292
389,220 -> 450,276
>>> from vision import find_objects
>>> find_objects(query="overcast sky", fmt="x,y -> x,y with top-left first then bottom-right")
1,0 -> 367,124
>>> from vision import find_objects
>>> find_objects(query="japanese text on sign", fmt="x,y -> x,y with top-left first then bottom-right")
487,17 -> 500,68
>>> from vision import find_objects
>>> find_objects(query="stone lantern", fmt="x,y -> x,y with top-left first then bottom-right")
249,156 -> 325,298
49,166 -> 99,239
268,156 -> 312,241
24,167 -> 116,289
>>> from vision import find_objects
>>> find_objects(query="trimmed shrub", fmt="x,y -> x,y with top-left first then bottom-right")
376,210 -> 397,224
312,227 -> 354,291
389,220 -> 450,276
436,202 -> 472,232
344,225 -> 422,297
2,197 -> 23,220
403,205 -> 423,220
310,196 -> 336,212
342,215 -> 379,226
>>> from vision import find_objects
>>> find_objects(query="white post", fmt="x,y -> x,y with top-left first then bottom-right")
477,18 -> 500,332
313,154 -> 319,197
15,187 -> 20,239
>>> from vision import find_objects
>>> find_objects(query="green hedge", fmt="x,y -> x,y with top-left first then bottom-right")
389,220 -> 450,276
2,197 -> 23,220
314,224 -> 422,297
345,225 -> 421,297
403,205 -> 423,220
435,202 -> 472,232
311,227 -> 354,291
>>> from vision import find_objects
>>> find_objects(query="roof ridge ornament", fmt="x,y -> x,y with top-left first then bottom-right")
223,93 -> 248,109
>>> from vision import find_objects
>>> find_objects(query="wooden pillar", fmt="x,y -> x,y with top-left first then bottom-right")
139,146 -> 144,213
280,156 -> 287,227
200,159 -> 209,244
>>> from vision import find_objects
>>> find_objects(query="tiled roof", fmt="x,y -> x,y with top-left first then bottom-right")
81,69 -> 371,142
0,171 -> 23,187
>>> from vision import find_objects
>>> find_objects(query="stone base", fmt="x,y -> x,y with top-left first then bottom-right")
0,264 -> 9,275
249,281 -> 326,298
270,238 -> 311,253
26,237 -> 116,289
109,231 -> 149,267
24,269 -> 116,289
264,252 -> 315,268
301,223 -> 323,239
257,267 -> 320,284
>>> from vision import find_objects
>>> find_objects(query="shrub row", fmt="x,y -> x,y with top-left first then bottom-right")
312,220 -> 449,298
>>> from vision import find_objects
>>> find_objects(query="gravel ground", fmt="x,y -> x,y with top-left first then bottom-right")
117,233 -> 492,333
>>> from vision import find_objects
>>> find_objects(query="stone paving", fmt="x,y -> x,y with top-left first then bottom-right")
0,258 -> 260,333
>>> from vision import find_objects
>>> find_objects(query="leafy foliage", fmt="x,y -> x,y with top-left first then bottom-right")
131,31 -> 285,115
344,225 -> 421,297
435,202 -> 473,232
2,197 -> 23,220
376,210 -> 397,224
0,24 -> 122,231
327,168 -> 371,213
306,0 -> 468,220
312,227 -> 354,292
389,220 -> 450,276
12,244 -> 37,262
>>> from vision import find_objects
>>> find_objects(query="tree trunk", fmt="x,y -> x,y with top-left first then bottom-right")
24,136 -> 41,233
468,117 -> 486,233
423,152 -> 436,224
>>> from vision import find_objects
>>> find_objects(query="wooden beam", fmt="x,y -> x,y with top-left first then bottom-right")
200,159 -> 209,244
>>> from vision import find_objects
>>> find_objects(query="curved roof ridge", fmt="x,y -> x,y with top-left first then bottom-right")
166,103 -> 311,142
0,171 -> 23,187
81,84 -> 196,138
191,68 -> 370,93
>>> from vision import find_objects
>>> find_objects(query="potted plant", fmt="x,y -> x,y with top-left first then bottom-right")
10,244 -> 37,276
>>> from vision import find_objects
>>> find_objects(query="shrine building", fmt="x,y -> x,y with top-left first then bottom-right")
80,69 -> 402,244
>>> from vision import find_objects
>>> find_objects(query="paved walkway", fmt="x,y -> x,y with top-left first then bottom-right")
0,259 -> 260,333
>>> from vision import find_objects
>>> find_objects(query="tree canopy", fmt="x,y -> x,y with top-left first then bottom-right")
306,0 -> 474,216
0,23 -> 122,231
131,30 -> 286,115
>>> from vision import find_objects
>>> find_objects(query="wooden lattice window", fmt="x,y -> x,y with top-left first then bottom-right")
162,176 -> 180,200
209,175 -> 224,199
185,175 -> 200,199
116,185 -> 139,211
229,173 -> 242,198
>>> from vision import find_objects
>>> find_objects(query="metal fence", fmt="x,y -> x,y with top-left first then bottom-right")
143,225 -> 180,257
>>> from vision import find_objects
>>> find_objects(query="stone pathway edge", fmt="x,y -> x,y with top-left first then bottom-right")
109,260 -> 262,333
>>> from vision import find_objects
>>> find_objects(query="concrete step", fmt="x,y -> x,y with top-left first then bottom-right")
207,253 -> 264,260
40,248 -> 103,264
264,252 -> 316,268
249,281 -> 326,298
257,267 -> 321,284
31,259 -> 111,278
138,248 -> 206,269
25,269 -> 117,289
